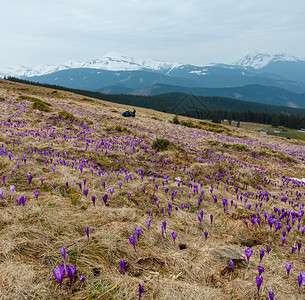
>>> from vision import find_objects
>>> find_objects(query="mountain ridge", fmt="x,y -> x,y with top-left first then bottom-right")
2,52 -> 305,105
97,83 -> 305,108
1,52 -> 304,78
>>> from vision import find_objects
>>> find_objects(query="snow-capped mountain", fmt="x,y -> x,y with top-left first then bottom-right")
2,52 -> 305,95
0,60 -> 85,78
234,52 -> 303,69
0,52 -> 182,78
81,52 -> 182,72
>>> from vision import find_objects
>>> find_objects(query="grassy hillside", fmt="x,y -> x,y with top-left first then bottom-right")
1,79 -> 305,299
7,77 -> 305,116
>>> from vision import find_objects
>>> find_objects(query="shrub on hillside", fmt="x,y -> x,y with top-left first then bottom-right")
58,111 -> 76,122
173,115 -> 180,124
153,138 -> 171,150
19,95 -> 52,112
32,101 -> 51,112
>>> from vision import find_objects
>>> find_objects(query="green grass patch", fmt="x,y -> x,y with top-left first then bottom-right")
19,95 -> 52,112
82,98 -> 94,103
173,115 -> 180,124
114,125 -> 132,134
153,138 -> 171,150
58,110 -> 77,122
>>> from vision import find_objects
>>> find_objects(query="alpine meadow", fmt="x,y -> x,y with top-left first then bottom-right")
1,78 -> 305,299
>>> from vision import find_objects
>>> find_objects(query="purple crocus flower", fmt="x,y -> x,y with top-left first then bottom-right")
53,264 -> 66,291
0,189 -> 5,202
109,188 -> 114,197
16,196 -> 26,206
286,263 -> 291,279
66,181 -> 69,189
258,265 -> 264,276
28,174 -> 33,185
103,194 -> 108,206
259,249 -> 265,264
245,247 -> 253,266
83,189 -> 89,199
147,210 -> 151,216
146,220 -> 151,231
80,274 -> 86,281
187,204 -> 190,211
10,185 -> 15,197
229,260 -> 234,271
161,225 -> 165,238
16,198 -> 22,206
128,193 -> 131,199
171,232 -> 177,247
66,264 -> 76,289
120,260 -> 126,275
298,242 -> 302,254
129,235 -> 136,253
78,182 -> 82,191
91,196 -> 96,207
60,247 -> 66,262
85,227 -> 89,241
204,231 -> 208,239
292,246 -> 297,254
212,194 -> 217,203
83,178 -> 86,186
162,221 -> 167,233
268,291 -> 274,300
244,221 -> 248,229
256,276 -> 263,296
266,246 -> 271,254
301,273 -> 305,287
210,214 -> 213,225
135,228 -> 141,242
298,273 -> 303,294
40,177 -> 43,186
34,190 -> 39,201
53,184 -> 57,190
138,284 -> 146,300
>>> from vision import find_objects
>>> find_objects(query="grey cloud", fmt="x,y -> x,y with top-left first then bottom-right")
0,0 -> 304,67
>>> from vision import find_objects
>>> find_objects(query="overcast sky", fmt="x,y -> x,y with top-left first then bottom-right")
0,0 -> 304,68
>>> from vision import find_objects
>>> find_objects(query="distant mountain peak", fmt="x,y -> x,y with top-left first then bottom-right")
0,53 -> 182,77
234,52 -> 302,69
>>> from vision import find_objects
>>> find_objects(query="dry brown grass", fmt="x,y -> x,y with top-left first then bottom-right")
0,79 -> 305,299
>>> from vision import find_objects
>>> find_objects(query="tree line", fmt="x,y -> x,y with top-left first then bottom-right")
182,109 -> 305,129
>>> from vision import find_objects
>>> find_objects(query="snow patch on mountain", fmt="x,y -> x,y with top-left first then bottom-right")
189,70 -> 207,75
234,52 -> 303,69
